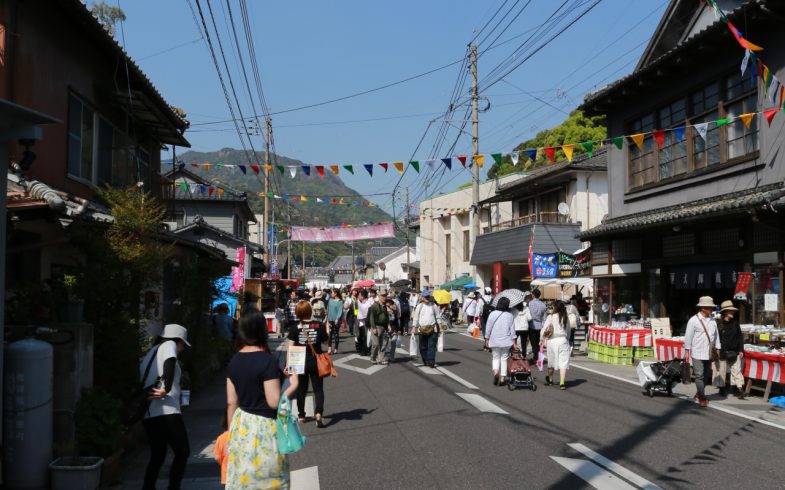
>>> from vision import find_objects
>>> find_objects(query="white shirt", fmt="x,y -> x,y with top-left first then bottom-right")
413,302 -> 439,327
139,340 -> 181,418
464,298 -> 482,317
684,313 -> 721,361
357,298 -> 371,320
544,313 -> 570,338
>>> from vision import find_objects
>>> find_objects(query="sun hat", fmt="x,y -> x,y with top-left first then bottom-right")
484,286 -> 492,293
720,300 -> 738,312
161,324 -> 191,347
315,290 -> 324,299
696,296 -> 716,308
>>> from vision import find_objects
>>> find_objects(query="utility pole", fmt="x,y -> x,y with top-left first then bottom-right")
287,203 -> 292,280
302,221 -> 306,284
469,44 -> 480,277
263,116 -> 272,276
405,187 -> 411,283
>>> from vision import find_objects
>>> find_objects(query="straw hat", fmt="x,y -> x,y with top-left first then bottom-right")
719,300 -> 738,312
696,296 -> 716,308
315,290 -> 324,299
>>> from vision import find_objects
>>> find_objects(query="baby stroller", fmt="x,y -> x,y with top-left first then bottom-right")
507,347 -> 536,391
637,359 -> 684,397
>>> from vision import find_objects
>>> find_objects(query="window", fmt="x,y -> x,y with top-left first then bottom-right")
626,73 -> 759,190
445,234 -> 451,272
233,214 -> 246,239
463,230 -> 470,261
68,95 -> 95,182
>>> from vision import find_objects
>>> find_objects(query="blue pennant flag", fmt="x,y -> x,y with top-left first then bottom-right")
302,166 -> 311,176
441,158 -> 452,170
364,164 -> 374,176
672,126 -> 686,143
177,162 -> 185,171
238,165 -> 247,175
525,149 -> 537,161
199,184 -> 207,194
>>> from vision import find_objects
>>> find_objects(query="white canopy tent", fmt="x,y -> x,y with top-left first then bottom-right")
530,277 -> 593,301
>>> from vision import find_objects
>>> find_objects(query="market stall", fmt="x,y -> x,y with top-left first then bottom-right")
587,322 -> 654,365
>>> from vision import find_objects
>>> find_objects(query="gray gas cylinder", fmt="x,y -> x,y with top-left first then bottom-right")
3,338 -> 54,489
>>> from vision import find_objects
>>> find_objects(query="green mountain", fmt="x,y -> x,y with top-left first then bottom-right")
171,148 -> 403,267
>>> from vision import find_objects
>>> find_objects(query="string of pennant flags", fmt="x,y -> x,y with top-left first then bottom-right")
420,207 -> 471,219
173,1 -> 780,194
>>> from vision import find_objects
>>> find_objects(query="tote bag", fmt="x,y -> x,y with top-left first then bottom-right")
275,395 -> 306,455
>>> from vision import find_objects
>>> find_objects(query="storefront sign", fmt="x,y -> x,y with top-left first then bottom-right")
735,271 -> 754,294
532,253 -> 557,278
558,249 -> 591,277
765,293 -> 779,312
493,262 -> 503,295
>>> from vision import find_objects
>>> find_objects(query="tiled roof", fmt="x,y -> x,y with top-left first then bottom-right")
578,184 -> 785,240
172,219 -> 264,253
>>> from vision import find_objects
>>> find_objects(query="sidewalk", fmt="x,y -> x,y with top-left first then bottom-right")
570,353 -> 785,431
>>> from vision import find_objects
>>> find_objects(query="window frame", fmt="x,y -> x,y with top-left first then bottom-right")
625,71 -> 759,192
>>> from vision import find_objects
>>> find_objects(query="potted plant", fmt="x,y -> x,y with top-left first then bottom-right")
53,274 -> 84,323
50,388 -> 121,490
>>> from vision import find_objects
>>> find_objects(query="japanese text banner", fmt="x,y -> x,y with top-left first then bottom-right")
290,222 -> 395,242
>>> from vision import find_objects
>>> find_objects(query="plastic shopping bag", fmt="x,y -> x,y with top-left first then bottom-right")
471,325 -> 480,338
409,333 -> 418,357
536,345 -> 545,372
467,323 -> 474,335
437,333 -> 444,353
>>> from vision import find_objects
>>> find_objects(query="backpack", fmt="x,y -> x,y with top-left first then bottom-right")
481,300 -> 494,323
311,300 -> 326,320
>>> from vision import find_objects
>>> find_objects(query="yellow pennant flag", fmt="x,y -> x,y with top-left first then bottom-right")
217,188 -> 224,198
629,133 -> 645,150
562,144 -> 575,162
204,163 -> 210,171
330,165 -> 339,174
300,195 -> 307,202
393,161 -> 404,174
739,113 -> 755,128
473,154 -> 485,168
263,164 -> 272,172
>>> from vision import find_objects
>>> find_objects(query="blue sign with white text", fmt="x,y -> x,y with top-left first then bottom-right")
532,253 -> 557,278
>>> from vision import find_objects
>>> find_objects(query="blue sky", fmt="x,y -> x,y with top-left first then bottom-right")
117,0 -> 667,212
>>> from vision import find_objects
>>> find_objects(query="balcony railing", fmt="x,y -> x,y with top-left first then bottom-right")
483,212 -> 571,233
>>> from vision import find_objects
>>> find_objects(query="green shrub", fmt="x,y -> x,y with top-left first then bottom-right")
74,387 -> 123,457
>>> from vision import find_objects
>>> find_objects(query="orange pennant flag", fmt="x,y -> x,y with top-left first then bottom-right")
629,133 -> 645,150
263,165 -> 272,172
300,195 -> 307,202
217,188 -> 224,198
473,155 -> 484,169
561,144 -> 575,162
330,165 -> 340,174
739,113 -> 754,128
204,163 -> 210,171
393,161 -> 404,174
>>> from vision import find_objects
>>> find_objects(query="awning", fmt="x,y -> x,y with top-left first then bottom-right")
440,275 -> 474,290
470,223 -> 582,265
530,278 -> 593,290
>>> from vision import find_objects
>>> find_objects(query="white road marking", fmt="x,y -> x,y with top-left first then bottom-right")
568,443 -> 663,490
396,347 -> 413,357
305,395 -> 314,418
418,366 -> 444,375
571,363 -> 785,432
551,457 -> 637,490
459,332 -> 484,341
332,354 -> 387,375
291,465 -> 320,490
195,442 -> 215,460
455,393 -> 509,414
436,366 -> 479,389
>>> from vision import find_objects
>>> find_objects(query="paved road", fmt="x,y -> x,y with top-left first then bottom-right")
119,330 -> 785,489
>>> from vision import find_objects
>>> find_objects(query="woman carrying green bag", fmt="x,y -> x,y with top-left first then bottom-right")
226,308 -> 299,489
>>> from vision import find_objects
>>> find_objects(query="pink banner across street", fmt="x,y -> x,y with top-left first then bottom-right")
290,222 -> 395,242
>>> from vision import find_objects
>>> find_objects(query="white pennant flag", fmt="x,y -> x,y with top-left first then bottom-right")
188,183 -> 198,193
424,159 -> 435,169
510,151 -> 520,166
694,122 -> 708,141
741,49 -> 751,76
316,197 -> 323,203
274,194 -> 281,199
289,166 -> 297,179
769,78 -> 780,103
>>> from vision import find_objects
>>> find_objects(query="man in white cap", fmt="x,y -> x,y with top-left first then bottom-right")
684,296 -> 721,408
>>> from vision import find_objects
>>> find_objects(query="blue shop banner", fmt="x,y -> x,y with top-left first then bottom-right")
532,253 -> 557,278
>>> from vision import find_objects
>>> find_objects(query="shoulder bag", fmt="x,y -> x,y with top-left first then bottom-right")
121,345 -> 160,426
307,337 -> 336,378
697,315 -> 719,362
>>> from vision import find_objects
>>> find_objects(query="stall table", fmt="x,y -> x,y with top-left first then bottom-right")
655,338 -> 690,362
588,326 -> 654,365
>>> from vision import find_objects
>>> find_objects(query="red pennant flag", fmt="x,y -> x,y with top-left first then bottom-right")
653,130 -> 666,150
250,165 -> 260,174
331,199 -> 337,204
316,165 -> 325,177
191,163 -> 199,168
544,147 -> 555,163
379,162 -> 388,172
456,155 -> 467,167
208,186 -> 214,197
765,108 -> 778,126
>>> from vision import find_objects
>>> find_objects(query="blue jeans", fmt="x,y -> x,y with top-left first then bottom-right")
419,332 -> 438,365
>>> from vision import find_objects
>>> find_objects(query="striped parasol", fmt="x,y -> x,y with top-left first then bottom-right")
491,289 -> 526,309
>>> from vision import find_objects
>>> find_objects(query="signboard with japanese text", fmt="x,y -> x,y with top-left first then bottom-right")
532,253 -> 557,278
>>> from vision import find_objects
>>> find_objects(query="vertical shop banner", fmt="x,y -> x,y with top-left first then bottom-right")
532,253 -> 557,278
735,271 -> 754,294
493,262 -> 503,295
231,247 -> 246,292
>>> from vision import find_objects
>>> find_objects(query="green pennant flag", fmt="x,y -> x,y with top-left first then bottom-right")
491,153 -> 502,165
268,191 -> 273,197
580,141 -> 593,158
343,165 -> 354,174
612,136 -> 624,150
276,165 -> 285,176
217,163 -> 223,169
410,161 -> 420,173
715,118 -> 730,127
180,182 -> 187,191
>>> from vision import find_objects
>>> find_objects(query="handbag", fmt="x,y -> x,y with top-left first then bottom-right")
536,345 -> 545,372
409,332 -> 418,357
697,316 -> 719,362
275,393 -> 306,455
437,333 -> 444,353
121,346 -> 160,426
307,338 -> 335,378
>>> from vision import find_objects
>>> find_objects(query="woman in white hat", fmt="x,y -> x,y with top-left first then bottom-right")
684,296 -> 721,408
715,300 -> 746,399
139,324 -> 192,490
